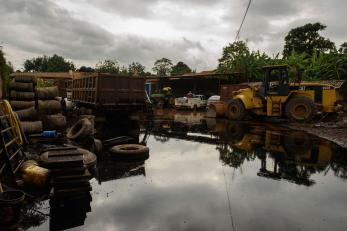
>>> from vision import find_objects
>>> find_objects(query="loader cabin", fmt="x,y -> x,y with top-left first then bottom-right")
260,65 -> 290,97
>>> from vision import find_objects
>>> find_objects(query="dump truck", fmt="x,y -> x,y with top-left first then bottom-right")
71,73 -> 146,113
225,65 -> 343,122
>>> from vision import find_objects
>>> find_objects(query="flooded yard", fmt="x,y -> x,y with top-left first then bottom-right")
21,110 -> 347,231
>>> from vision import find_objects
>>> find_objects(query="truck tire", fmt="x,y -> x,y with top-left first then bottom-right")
36,86 -> 59,100
9,82 -> 34,92
283,131 -> 312,156
285,96 -> 315,122
109,144 -> 149,161
42,114 -> 67,130
15,107 -> 37,121
226,99 -> 247,120
67,118 -> 92,140
10,101 -> 36,110
38,100 -> 62,114
21,121 -> 43,134
10,91 -> 35,101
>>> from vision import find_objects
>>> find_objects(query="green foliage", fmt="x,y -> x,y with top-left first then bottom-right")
170,61 -> 192,76
36,78 -> 54,88
24,54 -> 75,72
95,59 -> 120,73
217,41 -> 271,81
78,66 -> 95,72
283,22 -> 335,57
0,49 -> 14,98
128,62 -> 146,76
152,58 -> 173,77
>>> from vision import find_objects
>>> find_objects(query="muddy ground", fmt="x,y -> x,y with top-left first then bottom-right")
288,119 -> 347,149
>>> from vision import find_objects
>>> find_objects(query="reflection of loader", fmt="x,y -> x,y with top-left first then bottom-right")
150,87 -> 174,108
226,65 -> 342,122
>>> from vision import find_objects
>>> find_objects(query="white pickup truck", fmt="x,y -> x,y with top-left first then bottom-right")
174,95 -> 207,110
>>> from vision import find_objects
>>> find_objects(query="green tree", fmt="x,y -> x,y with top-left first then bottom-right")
95,59 -> 119,73
283,22 -> 335,57
24,54 -> 75,72
128,62 -> 146,76
78,66 -> 95,72
217,41 -> 271,81
170,61 -> 192,76
152,58 -> 173,77
0,49 -> 13,98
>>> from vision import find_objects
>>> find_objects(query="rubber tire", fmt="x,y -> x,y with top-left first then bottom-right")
285,96 -> 315,122
9,82 -> 33,91
283,131 -> 312,156
110,144 -> 149,161
226,99 -> 247,120
14,75 -> 37,84
15,107 -> 37,121
36,86 -> 59,100
42,114 -> 66,130
10,91 -> 35,101
226,121 -> 247,141
10,101 -> 35,110
66,118 -> 92,140
38,100 -> 62,114
20,121 -> 43,134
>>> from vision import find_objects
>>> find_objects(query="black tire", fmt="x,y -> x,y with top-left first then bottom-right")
226,99 -> 247,120
15,107 -> 37,121
20,121 -> 43,134
9,82 -> 33,91
66,118 -> 92,140
38,100 -> 62,114
226,121 -> 247,141
10,91 -> 35,101
42,114 -> 66,130
10,101 -> 35,110
110,144 -> 149,161
283,131 -> 312,156
285,96 -> 315,122
36,86 -> 59,100
14,75 -> 37,84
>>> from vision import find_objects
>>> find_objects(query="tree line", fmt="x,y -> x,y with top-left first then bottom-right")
1,22 -> 347,95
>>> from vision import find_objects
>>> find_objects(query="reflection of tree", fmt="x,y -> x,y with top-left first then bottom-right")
330,147 -> 347,180
217,144 -> 255,168
153,135 -> 170,143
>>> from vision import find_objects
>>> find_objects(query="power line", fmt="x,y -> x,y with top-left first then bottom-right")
234,0 -> 252,42
222,164 -> 235,231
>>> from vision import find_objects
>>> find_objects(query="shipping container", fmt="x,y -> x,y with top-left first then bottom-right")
72,73 -> 146,111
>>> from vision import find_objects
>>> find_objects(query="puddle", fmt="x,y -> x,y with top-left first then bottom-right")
17,110 -> 347,230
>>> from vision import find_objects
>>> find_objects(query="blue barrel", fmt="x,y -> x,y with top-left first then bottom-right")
42,130 -> 57,138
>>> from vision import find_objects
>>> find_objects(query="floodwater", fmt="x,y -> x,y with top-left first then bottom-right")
18,110 -> 347,230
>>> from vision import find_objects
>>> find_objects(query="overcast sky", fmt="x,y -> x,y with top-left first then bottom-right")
0,0 -> 346,72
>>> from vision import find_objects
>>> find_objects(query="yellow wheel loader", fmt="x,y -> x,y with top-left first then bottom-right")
226,65 -> 343,122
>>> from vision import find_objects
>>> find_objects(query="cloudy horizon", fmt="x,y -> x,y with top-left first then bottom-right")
0,0 -> 346,72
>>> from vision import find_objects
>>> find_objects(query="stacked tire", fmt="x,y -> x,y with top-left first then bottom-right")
9,76 -> 42,134
36,86 -> 66,131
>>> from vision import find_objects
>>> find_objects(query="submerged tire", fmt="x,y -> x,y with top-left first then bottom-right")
66,118 -> 92,140
36,86 -> 59,100
226,99 -> 247,120
20,121 -> 43,134
10,101 -> 36,110
42,114 -> 66,130
10,91 -> 35,101
285,96 -> 315,122
9,82 -> 33,92
110,144 -> 149,161
38,100 -> 62,114
15,107 -> 38,121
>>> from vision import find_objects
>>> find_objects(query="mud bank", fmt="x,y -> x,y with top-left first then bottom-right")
287,122 -> 347,149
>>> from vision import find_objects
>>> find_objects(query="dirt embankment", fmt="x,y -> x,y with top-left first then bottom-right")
287,121 -> 347,149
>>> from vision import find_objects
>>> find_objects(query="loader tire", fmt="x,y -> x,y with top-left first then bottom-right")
10,91 -> 35,101
283,131 -> 312,156
21,121 -> 43,134
226,99 -> 247,120
36,86 -> 59,100
285,96 -> 315,122
10,101 -> 36,110
15,107 -> 37,121
9,82 -> 33,92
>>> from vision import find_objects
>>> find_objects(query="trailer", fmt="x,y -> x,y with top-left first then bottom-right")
71,73 -> 146,112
